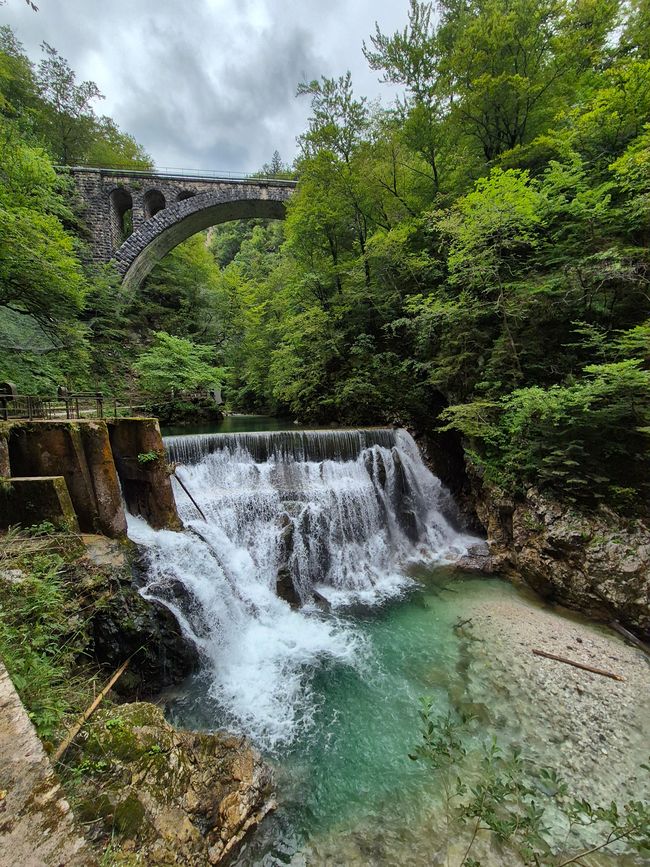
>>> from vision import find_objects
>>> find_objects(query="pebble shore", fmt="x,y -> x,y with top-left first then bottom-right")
461,587 -> 650,807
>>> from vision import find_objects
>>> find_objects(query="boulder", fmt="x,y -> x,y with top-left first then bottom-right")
82,535 -> 199,697
276,567 -> 301,607
73,703 -> 275,865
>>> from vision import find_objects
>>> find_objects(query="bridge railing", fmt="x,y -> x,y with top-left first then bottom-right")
60,165 -> 297,185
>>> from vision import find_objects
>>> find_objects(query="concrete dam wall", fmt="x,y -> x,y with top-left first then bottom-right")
0,418 -> 181,536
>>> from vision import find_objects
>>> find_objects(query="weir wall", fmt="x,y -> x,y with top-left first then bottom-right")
0,419 -> 180,536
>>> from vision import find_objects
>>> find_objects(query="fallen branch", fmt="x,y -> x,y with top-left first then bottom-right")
609,621 -> 650,659
532,649 -> 625,682
52,658 -> 130,764
173,468 -> 207,521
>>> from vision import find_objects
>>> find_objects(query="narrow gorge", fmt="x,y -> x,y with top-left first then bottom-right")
1,0 -> 649,861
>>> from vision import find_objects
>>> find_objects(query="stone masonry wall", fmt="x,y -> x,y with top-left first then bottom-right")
69,168 -> 295,287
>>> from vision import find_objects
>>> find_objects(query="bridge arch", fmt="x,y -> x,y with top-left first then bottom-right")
113,185 -> 292,291
143,188 -> 166,219
109,186 -> 133,246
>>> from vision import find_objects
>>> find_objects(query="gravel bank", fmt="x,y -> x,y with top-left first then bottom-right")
459,585 -> 650,808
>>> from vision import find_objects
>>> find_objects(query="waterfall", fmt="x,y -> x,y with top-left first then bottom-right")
127,427 -> 475,749
165,427 -> 398,465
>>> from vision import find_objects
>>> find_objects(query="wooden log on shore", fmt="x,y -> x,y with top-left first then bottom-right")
532,648 -> 625,681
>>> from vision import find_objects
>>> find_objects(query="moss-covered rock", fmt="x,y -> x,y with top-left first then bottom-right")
71,703 -> 275,865
82,535 -> 199,696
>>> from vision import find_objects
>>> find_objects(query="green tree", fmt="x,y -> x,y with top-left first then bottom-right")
134,331 -> 224,396
0,117 -> 86,330
36,41 -> 103,164
437,0 -> 616,162
84,116 -> 152,169
297,72 -> 369,163
0,25 -> 39,117
364,1 -> 446,189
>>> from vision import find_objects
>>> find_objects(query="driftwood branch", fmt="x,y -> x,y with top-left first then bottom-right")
454,618 -> 473,630
52,658 -> 130,764
532,649 -> 624,682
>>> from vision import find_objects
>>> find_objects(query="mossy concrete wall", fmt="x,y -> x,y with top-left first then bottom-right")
3,418 -> 181,536
7,421 -> 127,537
107,418 -> 181,530
0,426 -> 10,477
0,662 -> 95,865
0,476 -> 79,532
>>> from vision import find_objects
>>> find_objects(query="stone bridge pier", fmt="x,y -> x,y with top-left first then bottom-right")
70,168 -> 295,290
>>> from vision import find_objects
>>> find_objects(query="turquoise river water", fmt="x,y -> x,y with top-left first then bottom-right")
130,418 -> 649,866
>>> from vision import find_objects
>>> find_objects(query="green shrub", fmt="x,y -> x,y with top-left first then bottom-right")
0,532 -> 97,739
442,360 -> 650,511
411,701 -> 650,866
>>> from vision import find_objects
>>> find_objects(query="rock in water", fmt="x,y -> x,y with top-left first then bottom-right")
73,702 -> 275,864
276,567 -> 301,607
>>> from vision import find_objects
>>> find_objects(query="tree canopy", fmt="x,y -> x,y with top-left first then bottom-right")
0,4 -> 648,513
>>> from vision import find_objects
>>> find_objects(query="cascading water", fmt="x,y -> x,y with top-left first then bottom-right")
127,427 -> 475,749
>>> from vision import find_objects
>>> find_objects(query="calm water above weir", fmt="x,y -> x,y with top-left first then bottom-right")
128,422 -> 649,866
161,415 -> 306,437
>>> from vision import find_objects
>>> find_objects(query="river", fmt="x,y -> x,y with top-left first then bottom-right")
126,418 -> 649,866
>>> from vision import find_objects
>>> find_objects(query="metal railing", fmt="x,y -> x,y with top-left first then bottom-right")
0,390 -> 222,422
59,164 -> 298,185
0,392 -> 151,422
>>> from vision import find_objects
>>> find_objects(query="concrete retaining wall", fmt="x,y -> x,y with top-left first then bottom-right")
0,476 -> 79,532
0,662 -> 95,866
7,421 -> 127,537
1,419 -> 180,536
107,418 -> 181,530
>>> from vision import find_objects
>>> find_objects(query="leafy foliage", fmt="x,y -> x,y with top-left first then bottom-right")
442,360 -> 650,508
411,702 -> 650,865
1,5 -> 649,513
133,331 -> 224,396
0,530 -> 98,739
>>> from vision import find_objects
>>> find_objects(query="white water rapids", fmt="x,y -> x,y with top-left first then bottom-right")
127,428 -> 476,749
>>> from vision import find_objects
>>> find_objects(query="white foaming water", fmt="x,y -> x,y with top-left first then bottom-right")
128,428 -> 475,749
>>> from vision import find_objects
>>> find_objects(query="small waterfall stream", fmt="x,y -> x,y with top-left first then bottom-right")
128,427 -> 475,748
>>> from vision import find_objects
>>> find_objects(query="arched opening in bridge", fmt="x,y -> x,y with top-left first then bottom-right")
109,187 -> 133,247
144,189 -> 166,219
177,190 -> 196,202
115,190 -> 291,292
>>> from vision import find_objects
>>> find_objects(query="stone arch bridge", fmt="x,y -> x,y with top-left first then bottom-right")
70,167 -> 296,290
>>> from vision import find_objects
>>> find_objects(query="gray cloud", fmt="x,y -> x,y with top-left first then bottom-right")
1,0 -> 406,171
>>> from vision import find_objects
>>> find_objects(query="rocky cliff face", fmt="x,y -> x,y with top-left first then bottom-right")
468,471 -> 650,639
412,421 -> 650,638
70,703 -> 275,865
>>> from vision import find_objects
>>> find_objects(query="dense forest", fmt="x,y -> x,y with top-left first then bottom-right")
1,0 -> 649,513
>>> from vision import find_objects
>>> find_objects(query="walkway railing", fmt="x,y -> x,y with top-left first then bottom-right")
0,392 -> 152,421
0,390 -> 223,422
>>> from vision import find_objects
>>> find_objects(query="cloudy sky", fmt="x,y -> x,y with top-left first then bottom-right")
2,0 -> 408,171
